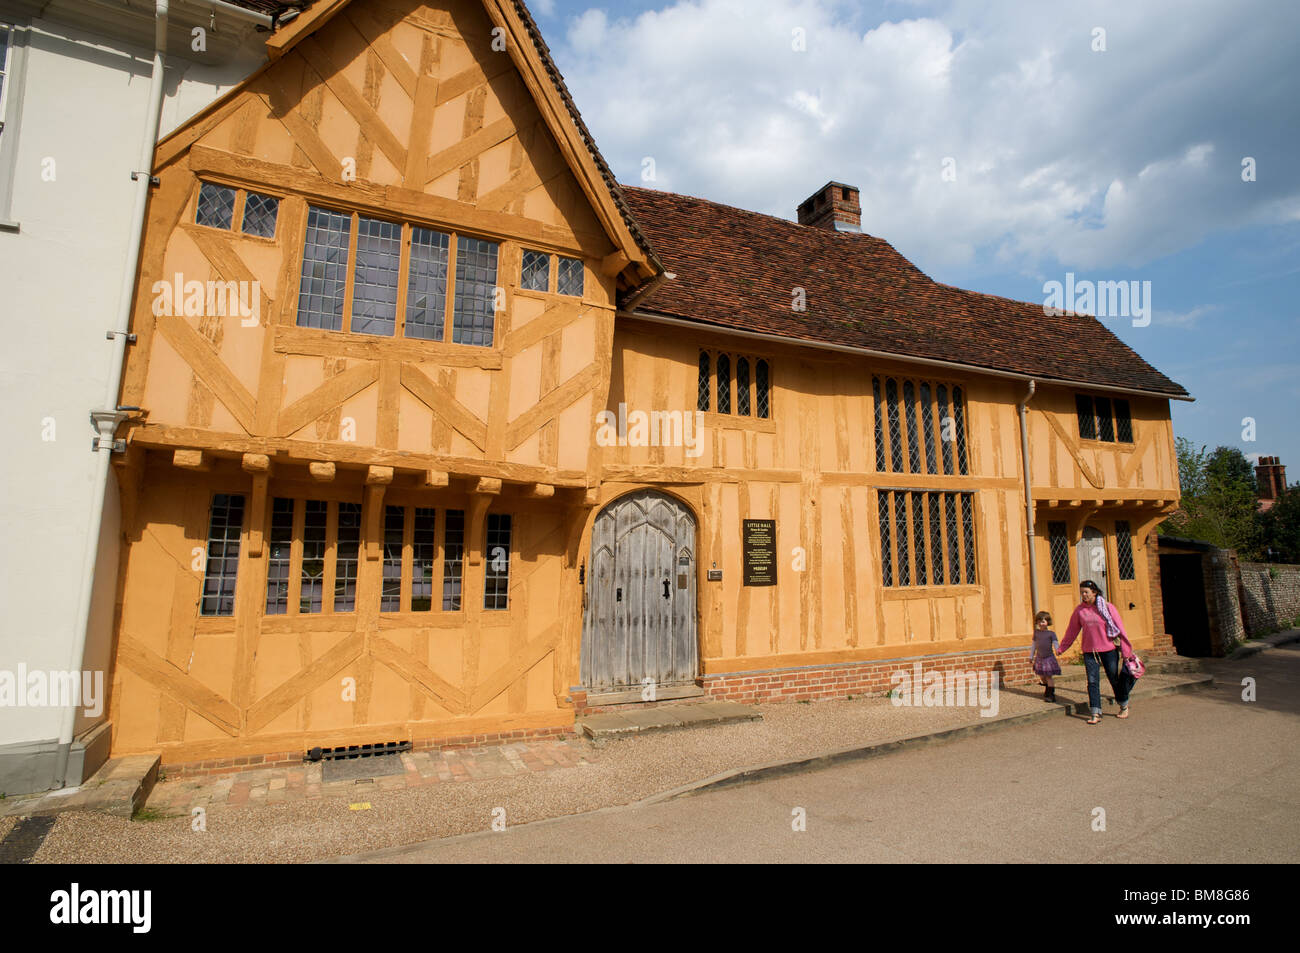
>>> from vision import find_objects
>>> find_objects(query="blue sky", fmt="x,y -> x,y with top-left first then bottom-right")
526,0 -> 1300,476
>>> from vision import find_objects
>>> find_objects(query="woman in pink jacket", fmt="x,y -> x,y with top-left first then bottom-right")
1057,580 -> 1134,725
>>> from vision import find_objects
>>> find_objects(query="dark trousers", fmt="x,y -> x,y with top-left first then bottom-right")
1084,648 -> 1130,715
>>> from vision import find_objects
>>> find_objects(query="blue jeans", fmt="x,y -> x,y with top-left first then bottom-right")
1084,648 -> 1129,715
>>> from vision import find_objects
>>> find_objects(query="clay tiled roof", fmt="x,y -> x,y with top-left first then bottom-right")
621,186 -> 1190,399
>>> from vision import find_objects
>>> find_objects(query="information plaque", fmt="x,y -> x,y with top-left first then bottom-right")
742,519 -> 777,586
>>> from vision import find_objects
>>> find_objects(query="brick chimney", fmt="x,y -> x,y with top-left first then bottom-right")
798,182 -> 861,233
1256,455 -> 1287,501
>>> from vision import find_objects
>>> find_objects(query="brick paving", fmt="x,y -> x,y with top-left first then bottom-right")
144,740 -> 589,815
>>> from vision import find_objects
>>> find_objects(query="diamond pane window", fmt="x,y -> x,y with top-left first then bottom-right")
484,514 -> 512,610
300,500 -> 327,613
297,206 -> 350,331
953,386 -> 969,474
556,256 -> 584,297
886,378 -> 903,471
697,351 -> 711,411
945,493 -> 960,584
411,508 -> 437,611
1076,394 -> 1097,440
520,249 -> 549,292
878,491 -> 893,587
241,192 -> 279,237
264,498 -> 294,615
756,360 -> 770,418
961,493 -> 976,584
1115,399 -> 1133,443
736,358 -> 751,416
894,494 -> 910,586
872,377 -> 886,471
1116,520 -> 1135,580
196,182 -> 236,229
380,506 -> 404,612
452,236 -> 499,346
937,384 -> 954,475
350,217 -> 401,337
200,494 -> 244,616
716,353 -> 731,414
334,502 -> 361,612
442,509 -> 465,611
1095,396 -> 1114,442
1048,521 -> 1071,585
911,492 -> 927,585
929,493 -> 945,585
904,381 -> 921,472
920,382 -> 936,474
405,226 -> 450,341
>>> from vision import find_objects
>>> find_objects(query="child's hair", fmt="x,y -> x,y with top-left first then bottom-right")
1034,610 -> 1052,626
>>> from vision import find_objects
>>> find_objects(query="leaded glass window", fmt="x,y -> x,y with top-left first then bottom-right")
872,377 -> 886,471
937,384 -> 954,475
1076,394 -> 1097,440
241,192 -> 279,238
878,490 -> 893,587
300,499 -> 327,613
196,182 -> 236,229
911,491 -> 927,585
200,493 -> 244,616
350,217 -> 401,337
556,256 -> 584,297
411,508 -> 436,611
945,493 -> 960,584
297,206 -> 350,331
736,358 -> 751,416
443,509 -> 465,611
405,226 -> 450,341
961,493 -> 976,583
952,387 -> 969,474
484,513 -> 512,610
452,236 -> 499,346
380,506 -> 404,612
929,493 -> 945,584
264,497 -> 294,615
520,249 -> 549,292
904,380 -> 921,473
895,493 -> 910,586
1114,399 -> 1133,443
756,360 -> 770,418
886,378 -> 903,471
1116,520 -> 1135,580
334,502 -> 361,612
716,353 -> 731,414
697,351 -> 711,412
920,382 -> 936,474
1048,521 -> 1071,585
1095,396 -> 1114,442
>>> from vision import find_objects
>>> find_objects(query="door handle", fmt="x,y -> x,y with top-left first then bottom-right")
616,587 -> 622,602
662,579 -> 670,599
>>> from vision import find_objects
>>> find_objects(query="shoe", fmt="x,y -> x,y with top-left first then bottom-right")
1043,686 -> 1051,700
1086,713 -> 1101,725
1046,688 -> 1056,703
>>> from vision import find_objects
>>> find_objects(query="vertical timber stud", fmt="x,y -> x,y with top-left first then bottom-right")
242,453 -> 272,557
556,487 -> 598,705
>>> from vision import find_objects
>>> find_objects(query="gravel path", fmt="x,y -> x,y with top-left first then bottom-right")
26,673 -> 1197,863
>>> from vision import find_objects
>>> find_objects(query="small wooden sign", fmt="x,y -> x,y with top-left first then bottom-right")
742,519 -> 777,587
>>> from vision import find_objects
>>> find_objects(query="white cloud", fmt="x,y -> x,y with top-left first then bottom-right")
553,0 -> 1300,273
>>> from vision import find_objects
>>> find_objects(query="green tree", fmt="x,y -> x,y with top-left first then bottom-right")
1162,441 -> 1260,555
1256,484 -> 1300,562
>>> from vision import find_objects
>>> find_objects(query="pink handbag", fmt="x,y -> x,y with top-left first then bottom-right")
1124,654 -> 1145,679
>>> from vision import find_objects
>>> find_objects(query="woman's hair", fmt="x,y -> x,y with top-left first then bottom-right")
1079,580 -> 1102,594
1034,610 -> 1052,625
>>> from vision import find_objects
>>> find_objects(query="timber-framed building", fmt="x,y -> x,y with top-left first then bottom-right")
105,0 -> 1189,769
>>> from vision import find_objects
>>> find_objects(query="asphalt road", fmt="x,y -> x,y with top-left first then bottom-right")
335,644 -> 1300,864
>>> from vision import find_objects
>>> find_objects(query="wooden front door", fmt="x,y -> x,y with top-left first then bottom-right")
1077,526 -> 1109,598
581,491 -> 698,692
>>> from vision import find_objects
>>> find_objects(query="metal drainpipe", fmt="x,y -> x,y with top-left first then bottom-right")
1019,380 -> 1040,616
51,0 -> 171,791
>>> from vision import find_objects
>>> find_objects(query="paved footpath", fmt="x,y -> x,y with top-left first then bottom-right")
333,644 -> 1300,863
